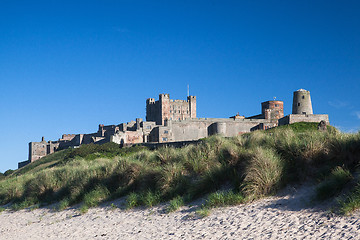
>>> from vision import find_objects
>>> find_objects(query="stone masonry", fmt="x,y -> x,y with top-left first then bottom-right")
146,94 -> 196,125
18,89 -> 329,168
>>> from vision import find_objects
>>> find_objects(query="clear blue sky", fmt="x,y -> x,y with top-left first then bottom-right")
1,1 -> 359,172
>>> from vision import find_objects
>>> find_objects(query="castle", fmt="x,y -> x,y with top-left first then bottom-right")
18,89 -> 329,168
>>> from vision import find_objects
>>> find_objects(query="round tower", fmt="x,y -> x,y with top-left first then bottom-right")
292,89 -> 313,114
214,122 -> 227,135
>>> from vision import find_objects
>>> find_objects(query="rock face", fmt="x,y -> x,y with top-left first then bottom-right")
318,120 -> 327,131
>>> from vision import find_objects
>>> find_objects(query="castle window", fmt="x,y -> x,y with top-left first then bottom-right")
162,137 -> 168,141
302,96 -> 305,99
298,103 -> 300,106
275,104 -> 279,107
164,130 -> 168,134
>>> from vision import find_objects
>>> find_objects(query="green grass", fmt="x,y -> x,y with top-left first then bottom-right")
243,147 -> 284,196
196,205 -> 210,218
126,192 -> 139,209
83,185 -> 110,208
57,198 -> 70,211
316,166 -> 353,201
339,184 -> 360,215
11,198 -> 38,211
125,190 -> 161,208
268,121 -> 337,133
13,149 -> 72,176
141,191 -> 161,207
1,123 -> 360,215
205,191 -> 245,208
64,143 -> 146,162
167,196 -> 184,212
195,190 -> 245,217
110,203 -> 117,210
80,205 -> 89,214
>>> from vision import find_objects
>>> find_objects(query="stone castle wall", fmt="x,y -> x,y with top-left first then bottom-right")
20,89 -> 329,169
278,114 -> 329,126
153,118 -> 273,143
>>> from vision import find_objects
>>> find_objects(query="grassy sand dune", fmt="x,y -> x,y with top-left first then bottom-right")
1,122 -> 360,216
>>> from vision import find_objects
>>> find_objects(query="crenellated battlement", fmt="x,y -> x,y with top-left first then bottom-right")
146,93 -> 197,125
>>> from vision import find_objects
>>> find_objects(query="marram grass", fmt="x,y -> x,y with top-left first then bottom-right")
0,123 -> 359,215
167,196 -> 184,213
339,183 -> 360,215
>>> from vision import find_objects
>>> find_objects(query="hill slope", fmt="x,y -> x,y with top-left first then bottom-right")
1,123 -> 359,215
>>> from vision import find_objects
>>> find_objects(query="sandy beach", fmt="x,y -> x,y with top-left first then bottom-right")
1,184 -> 359,240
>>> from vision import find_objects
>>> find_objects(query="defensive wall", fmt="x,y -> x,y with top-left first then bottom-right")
279,114 -> 330,126
19,89 -> 329,168
152,118 -> 276,143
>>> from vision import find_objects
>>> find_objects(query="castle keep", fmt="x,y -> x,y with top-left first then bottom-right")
146,94 -> 196,125
18,89 -> 329,168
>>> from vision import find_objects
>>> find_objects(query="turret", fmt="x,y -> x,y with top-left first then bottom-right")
159,94 -> 170,125
261,100 -> 284,120
292,89 -> 313,114
146,98 -> 156,122
187,95 -> 196,118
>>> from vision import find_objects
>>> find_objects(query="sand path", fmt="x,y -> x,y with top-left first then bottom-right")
0,184 -> 359,240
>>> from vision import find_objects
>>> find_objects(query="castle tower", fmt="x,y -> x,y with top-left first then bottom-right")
292,89 -> 313,114
159,93 -> 171,125
146,94 -> 197,125
188,95 -> 196,118
261,100 -> 284,120
146,98 -> 156,122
